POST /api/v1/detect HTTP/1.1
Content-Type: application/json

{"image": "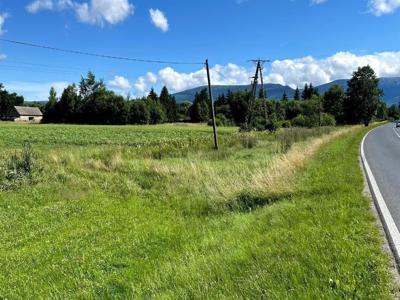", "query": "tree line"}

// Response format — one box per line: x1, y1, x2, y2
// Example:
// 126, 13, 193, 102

1, 66, 399, 128
197, 65, 395, 129
0, 84, 24, 119
42, 72, 186, 125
